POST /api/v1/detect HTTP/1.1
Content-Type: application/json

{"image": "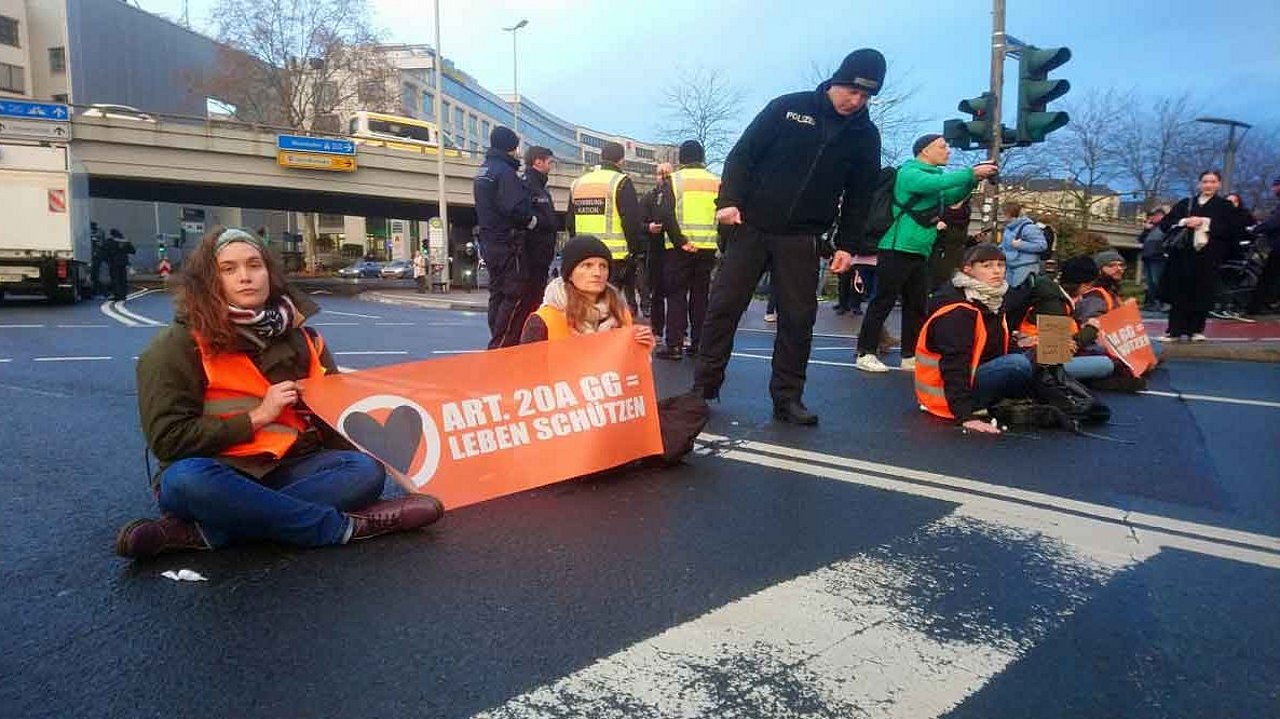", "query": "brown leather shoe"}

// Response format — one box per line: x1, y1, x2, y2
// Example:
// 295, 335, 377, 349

115, 517, 210, 559
347, 494, 444, 542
